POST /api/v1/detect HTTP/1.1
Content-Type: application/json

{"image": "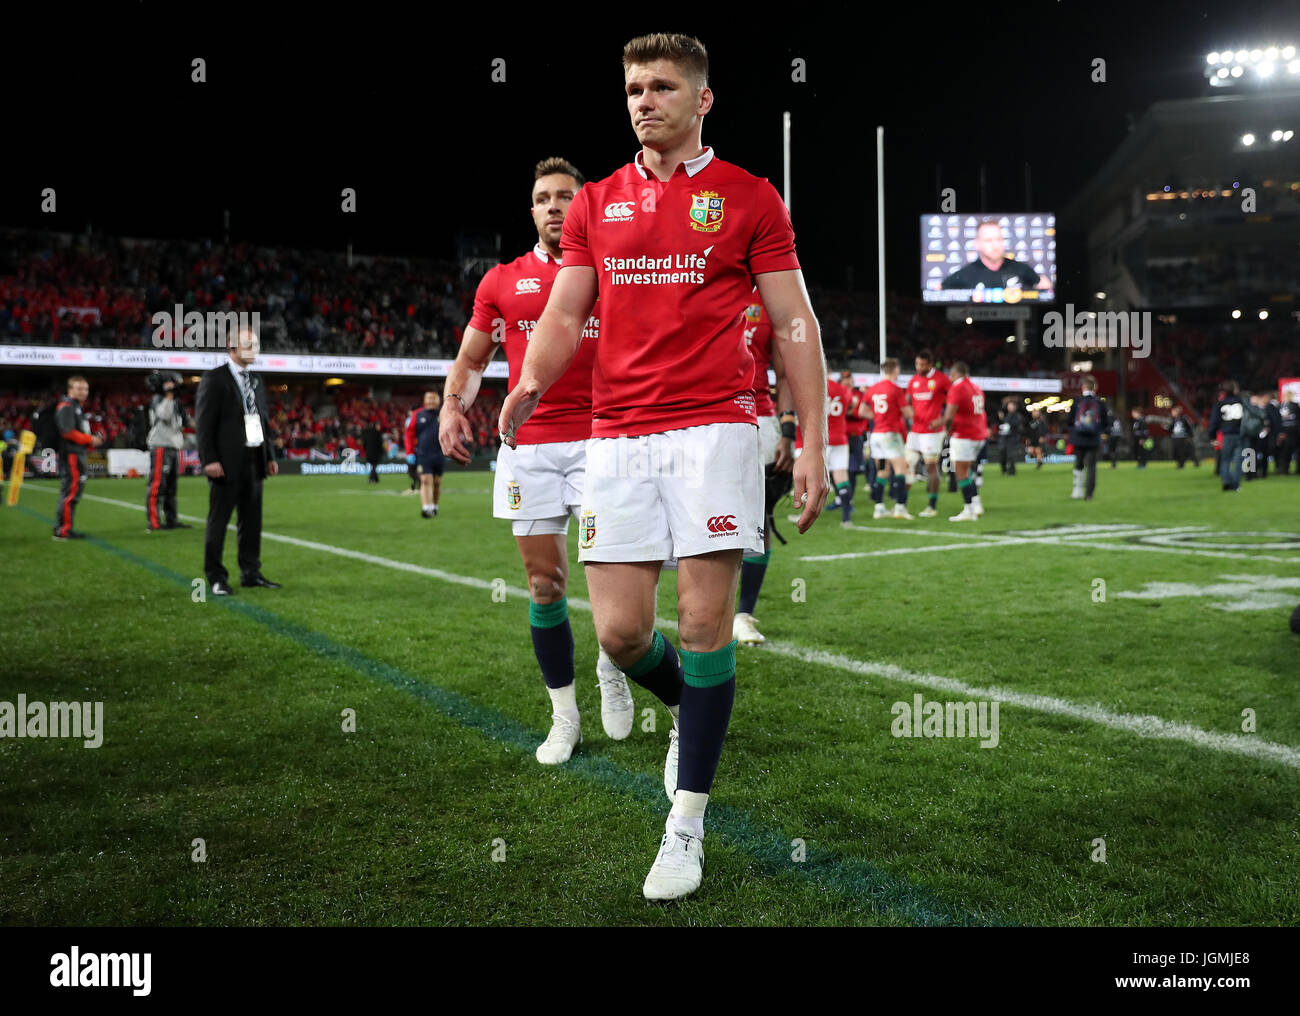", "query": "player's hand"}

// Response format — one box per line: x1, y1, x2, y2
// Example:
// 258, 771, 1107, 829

499, 382, 542, 450
773, 437, 795, 473
267, 460, 278, 477
91, 435, 104, 447
790, 448, 830, 534
439, 403, 475, 465
204, 462, 225, 479
406, 453, 416, 465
